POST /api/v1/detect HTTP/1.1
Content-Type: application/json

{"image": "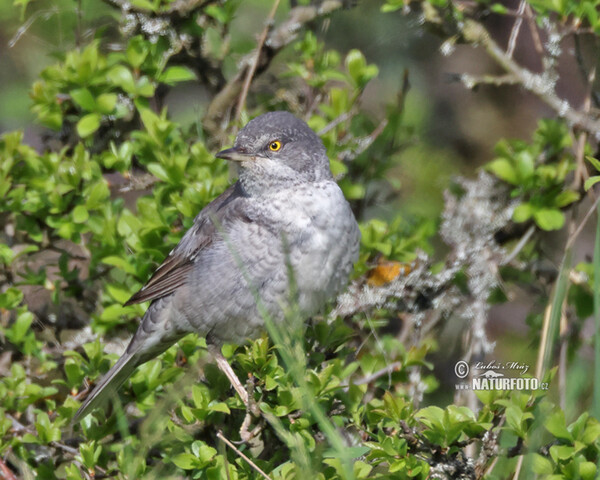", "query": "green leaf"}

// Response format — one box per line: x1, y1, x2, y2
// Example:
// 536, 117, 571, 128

70, 88, 96, 111
96, 93, 117, 114
531, 453, 554, 474
72, 205, 89, 223
0, 287, 24, 309
108, 65, 136, 93
106, 283, 133, 304
554, 190, 579, 207
0, 244, 15, 265
513, 203, 534, 223
533, 208, 565, 231
130, 0, 158, 11
159, 66, 197, 85
101, 256, 137, 275
135, 77, 155, 97
345, 49, 378, 88
545, 410, 573, 441
586, 155, 600, 172
191, 442, 217, 464
549, 444, 575, 462
514, 150, 535, 182
84, 181, 110, 209
584, 175, 600, 191
126, 36, 149, 68
580, 461, 597, 480
486, 158, 519, 185
172, 453, 199, 470
147, 163, 169, 182
490, 3, 508, 13
76, 113, 101, 138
